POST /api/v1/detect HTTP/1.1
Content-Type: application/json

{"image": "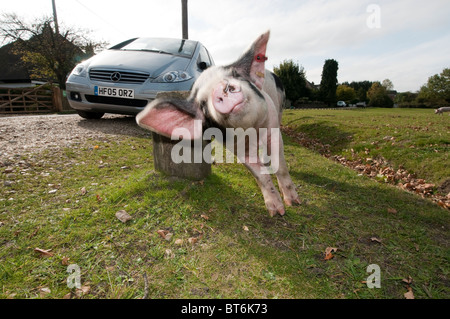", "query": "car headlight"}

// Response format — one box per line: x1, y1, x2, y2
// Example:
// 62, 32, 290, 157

153, 71, 192, 83
72, 64, 87, 77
